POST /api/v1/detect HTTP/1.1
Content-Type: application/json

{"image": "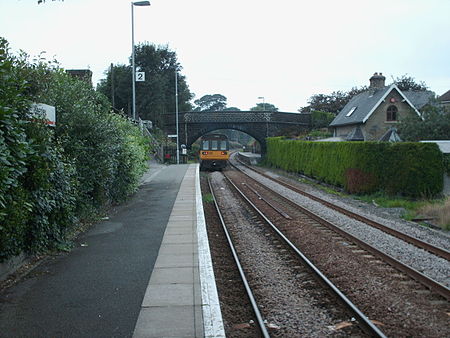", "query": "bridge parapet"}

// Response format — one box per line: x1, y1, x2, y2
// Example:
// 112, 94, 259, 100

162, 110, 311, 155
164, 111, 310, 124
184, 111, 271, 123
